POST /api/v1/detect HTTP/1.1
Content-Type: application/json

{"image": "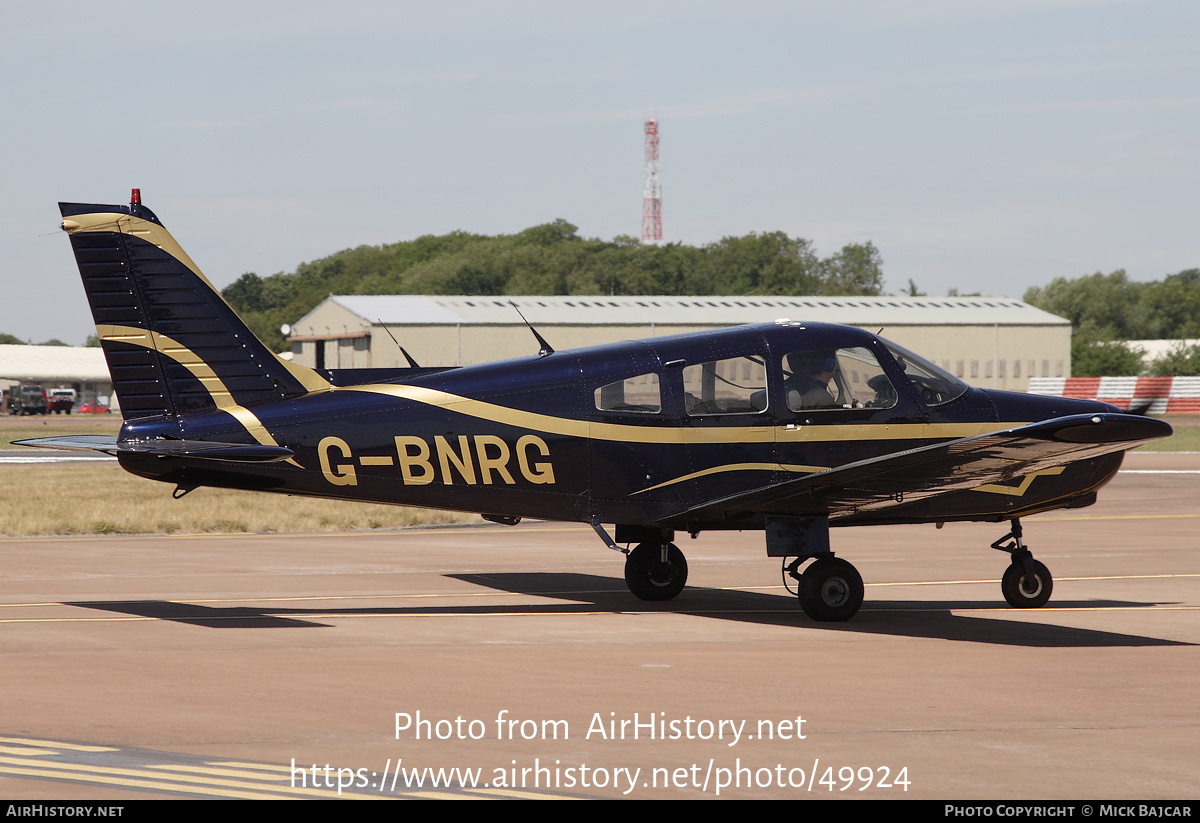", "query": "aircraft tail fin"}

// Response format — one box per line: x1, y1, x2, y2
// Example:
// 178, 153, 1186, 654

59, 192, 328, 419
